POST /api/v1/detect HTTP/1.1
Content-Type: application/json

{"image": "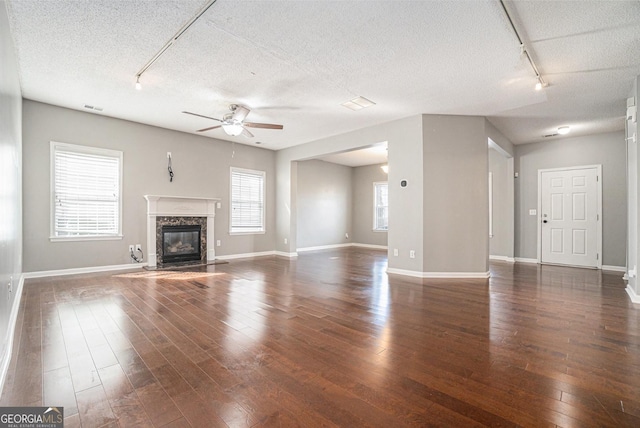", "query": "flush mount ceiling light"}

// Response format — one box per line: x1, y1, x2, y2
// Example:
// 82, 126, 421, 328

499, 1, 548, 91
557, 126, 571, 135
341, 96, 376, 111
